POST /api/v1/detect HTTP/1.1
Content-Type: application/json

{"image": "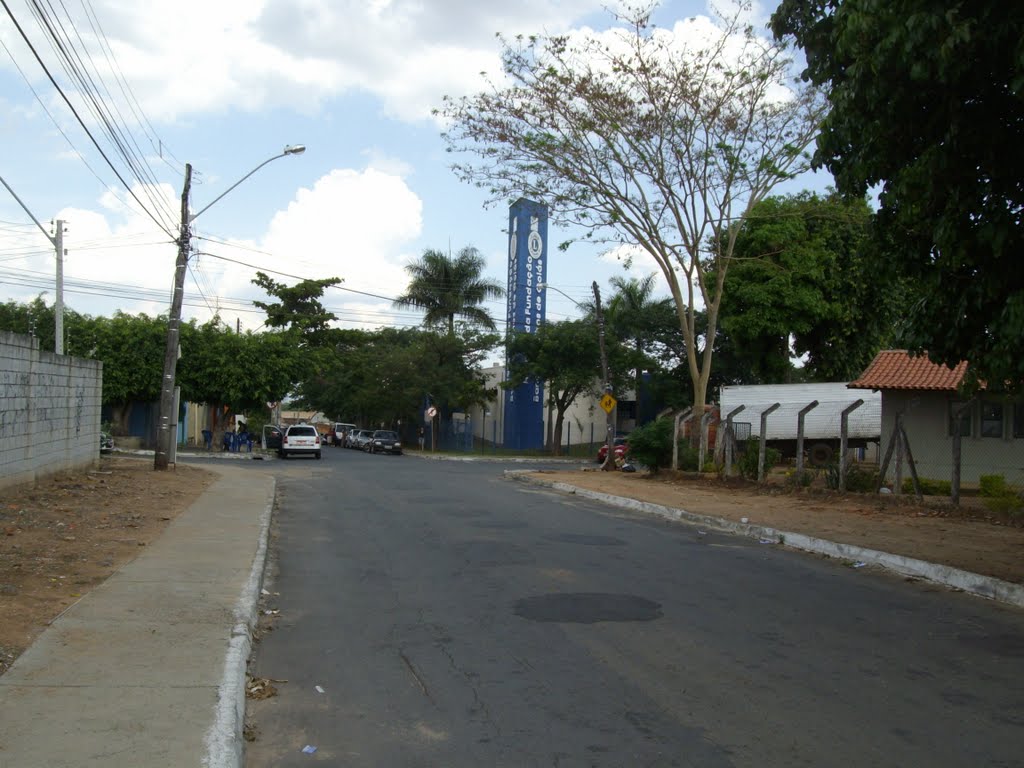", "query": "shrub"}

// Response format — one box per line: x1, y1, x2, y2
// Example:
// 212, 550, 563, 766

677, 442, 700, 472
979, 474, 1023, 517
627, 417, 701, 473
737, 438, 781, 481
901, 477, 952, 496
979, 474, 1007, 497
786, 469, 815, 488
624, 418, 674, 473
824, 463, 879, 492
